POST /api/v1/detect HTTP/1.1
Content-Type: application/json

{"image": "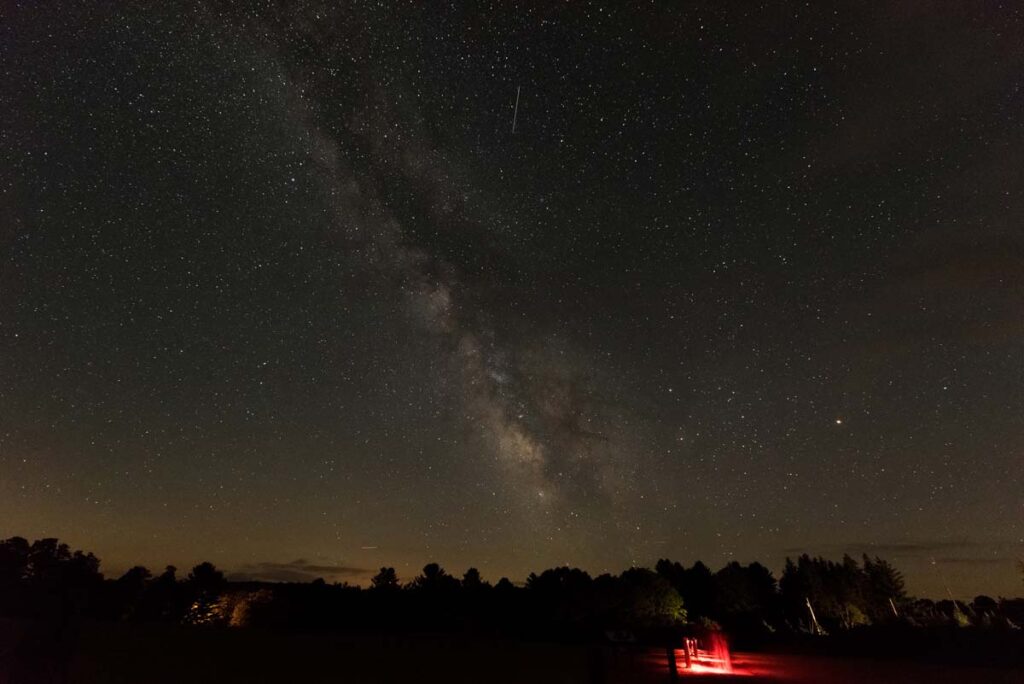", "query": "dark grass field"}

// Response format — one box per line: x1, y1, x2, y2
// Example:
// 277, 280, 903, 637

668, 652, 1024, 683
2, 620, 1023, 683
